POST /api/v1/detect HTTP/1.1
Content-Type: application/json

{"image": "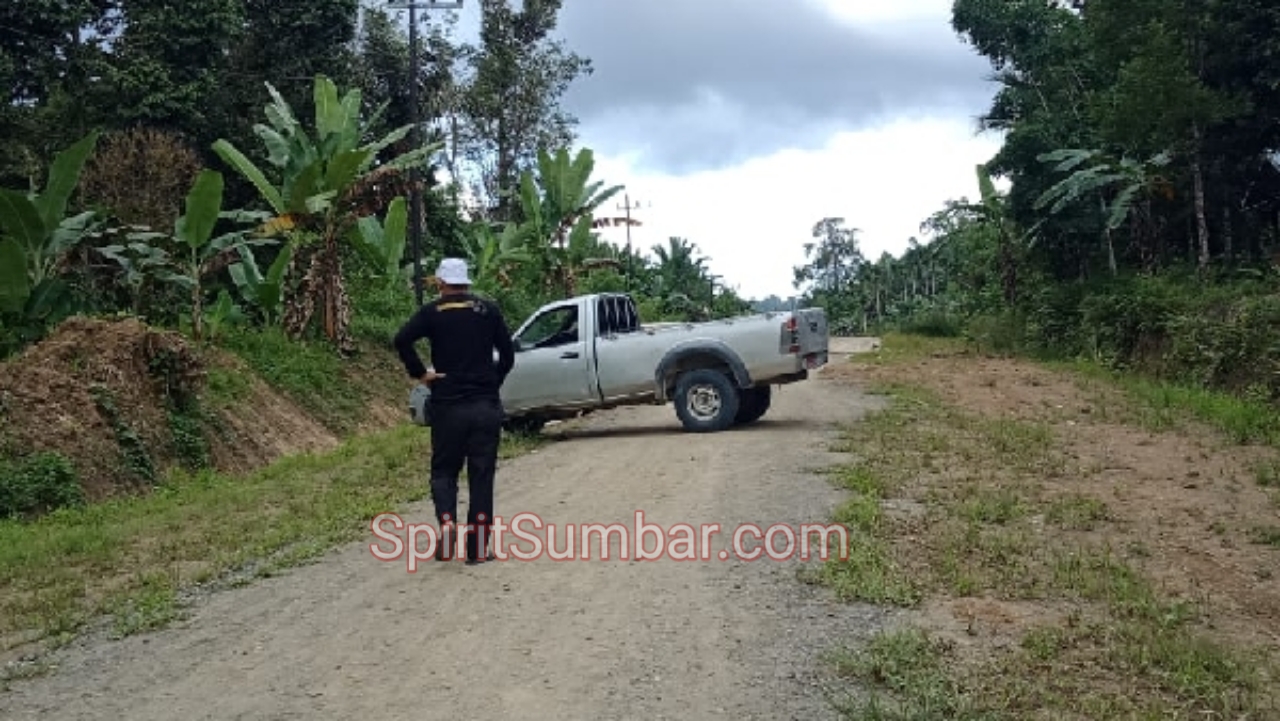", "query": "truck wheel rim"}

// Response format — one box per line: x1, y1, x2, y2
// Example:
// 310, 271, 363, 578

687, 385, 721, 420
